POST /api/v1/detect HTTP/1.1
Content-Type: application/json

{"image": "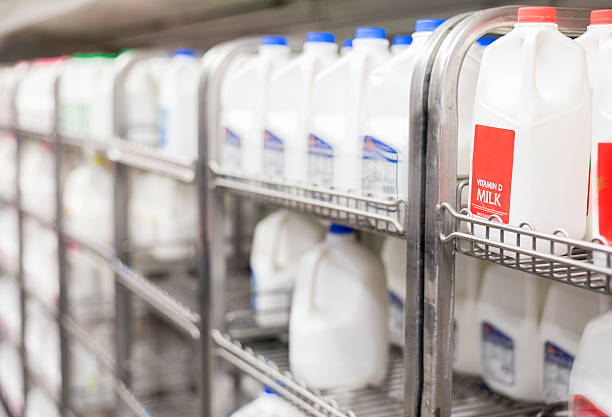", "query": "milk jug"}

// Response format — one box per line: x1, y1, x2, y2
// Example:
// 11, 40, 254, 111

125, 58, 161, 147
0, 62, 28, 127
20, 142, 55, 221
221, 36, 290, 175
477, 262, 548, 401
309, 27, 390, 192
25, 389, 60, 417
0, 343, 23, 417
468, 7, 591, 254
576, 10, 612, 243
159, 49, 200, 159
264, 32, 337, 182
340, 38, 353, 55
453, 254, 485, 375
231, 387, 306, 417
290, 224, 388, 389
90, 53, 117, 141
391, 34, 412, 55
538, 283, 605, 403
250, 210, 324, 327
360, 20, 442, 200
25, 301, 60, 394
381, 237, 406, 346
569, 309, 612, 417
